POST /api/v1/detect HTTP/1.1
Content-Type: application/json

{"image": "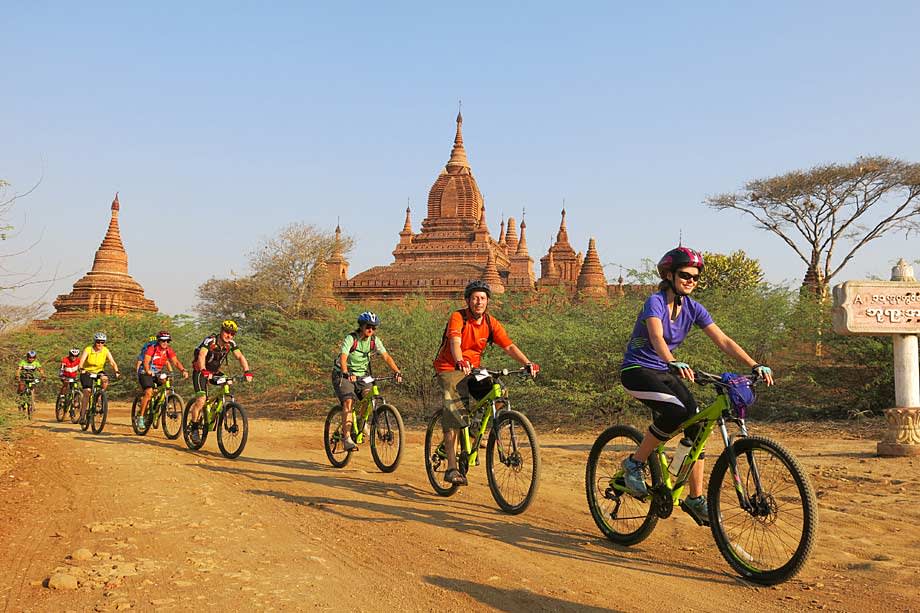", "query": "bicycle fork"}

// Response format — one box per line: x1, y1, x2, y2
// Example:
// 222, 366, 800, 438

719, 419, 769, 516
